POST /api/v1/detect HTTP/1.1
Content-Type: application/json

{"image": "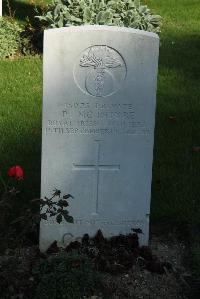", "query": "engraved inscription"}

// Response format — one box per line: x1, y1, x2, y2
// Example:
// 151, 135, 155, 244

73, 140, 120, 215
74, 46, 126, 97
45, 101, 151, 136
43, 219, 145, 226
